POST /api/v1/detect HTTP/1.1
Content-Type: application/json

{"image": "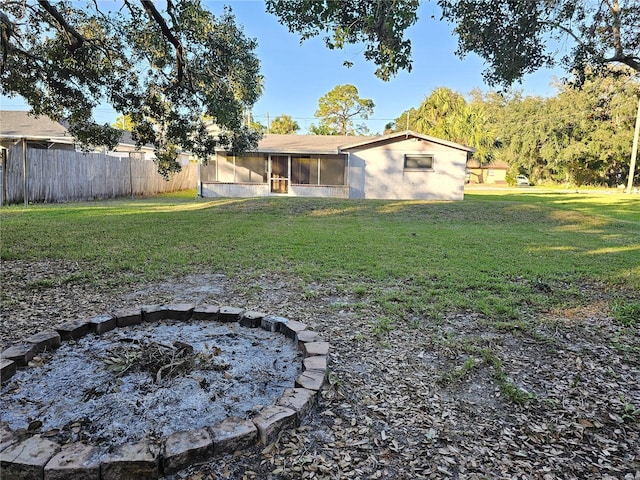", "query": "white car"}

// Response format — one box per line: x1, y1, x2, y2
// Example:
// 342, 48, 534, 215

516, 175, 530, 186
